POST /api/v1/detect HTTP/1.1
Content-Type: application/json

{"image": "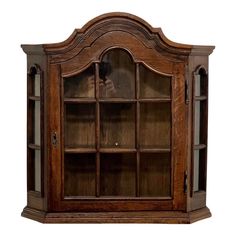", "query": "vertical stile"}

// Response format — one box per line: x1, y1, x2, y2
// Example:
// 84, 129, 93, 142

95, 63, 100, 197
60, 65, 65, 198
135, 63, 140, 197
